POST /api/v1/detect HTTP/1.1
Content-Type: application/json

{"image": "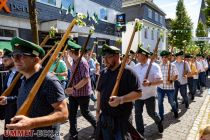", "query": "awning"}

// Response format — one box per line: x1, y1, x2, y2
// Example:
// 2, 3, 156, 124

0, 41, 12, 51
